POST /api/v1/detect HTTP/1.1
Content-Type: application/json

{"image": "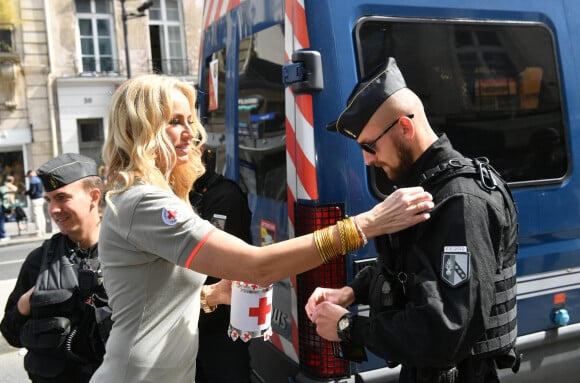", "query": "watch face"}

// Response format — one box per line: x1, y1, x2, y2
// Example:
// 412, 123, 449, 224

338, 316, 350, 331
